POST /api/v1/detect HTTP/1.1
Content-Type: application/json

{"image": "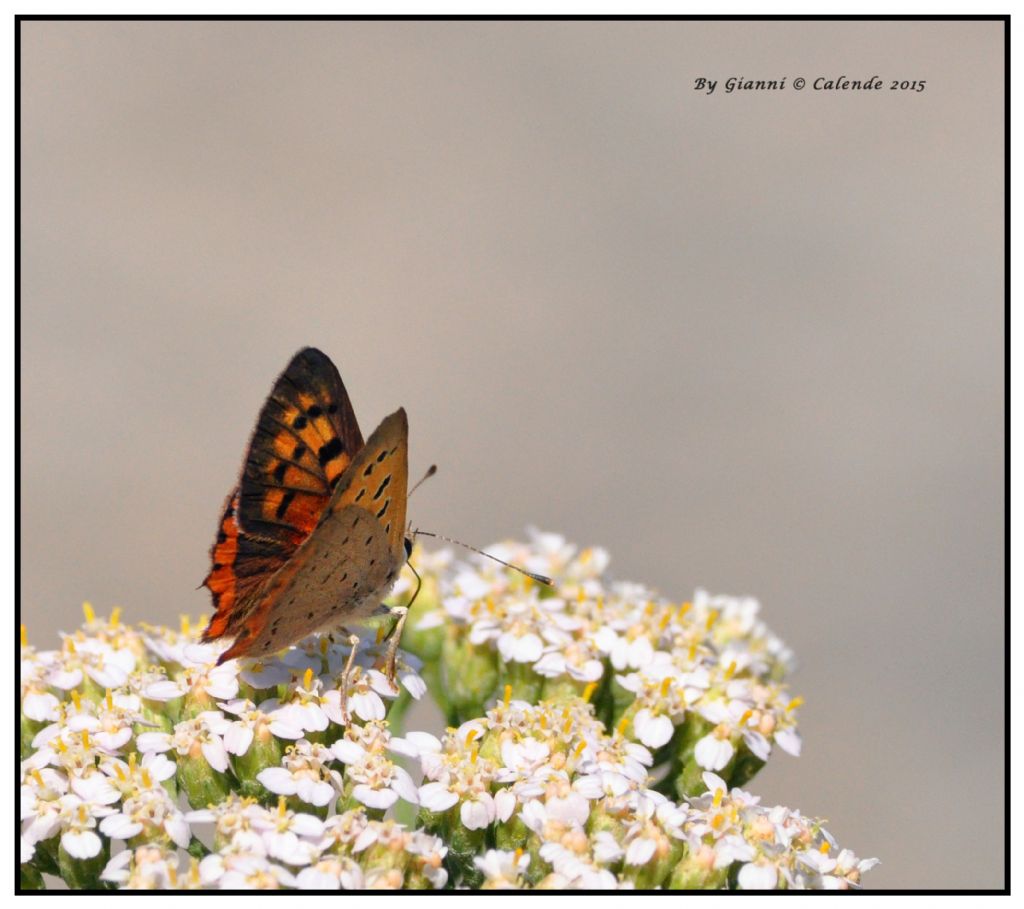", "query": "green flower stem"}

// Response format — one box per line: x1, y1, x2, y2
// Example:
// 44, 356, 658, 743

441, 630, 498, 721
58, 840, 109, 891
28, 838, 61, 877
672, 715, 714, 799
19, 863, 45, 890
444, 816, 486, 889
494, 812, 530, 850
608, 676, 636, 728
726, 743, 766, 790
21, 714, 43, 760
